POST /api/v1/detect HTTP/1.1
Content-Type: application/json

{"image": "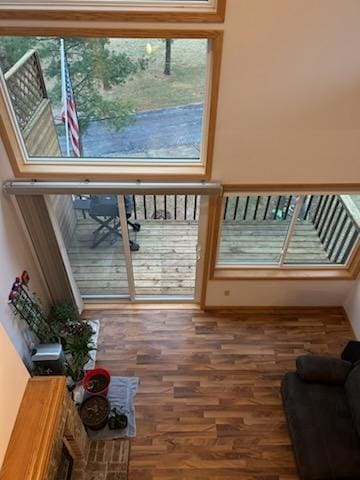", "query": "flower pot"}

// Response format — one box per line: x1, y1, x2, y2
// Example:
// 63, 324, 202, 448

79, 395, 110, 431
83, 368, 111, 397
